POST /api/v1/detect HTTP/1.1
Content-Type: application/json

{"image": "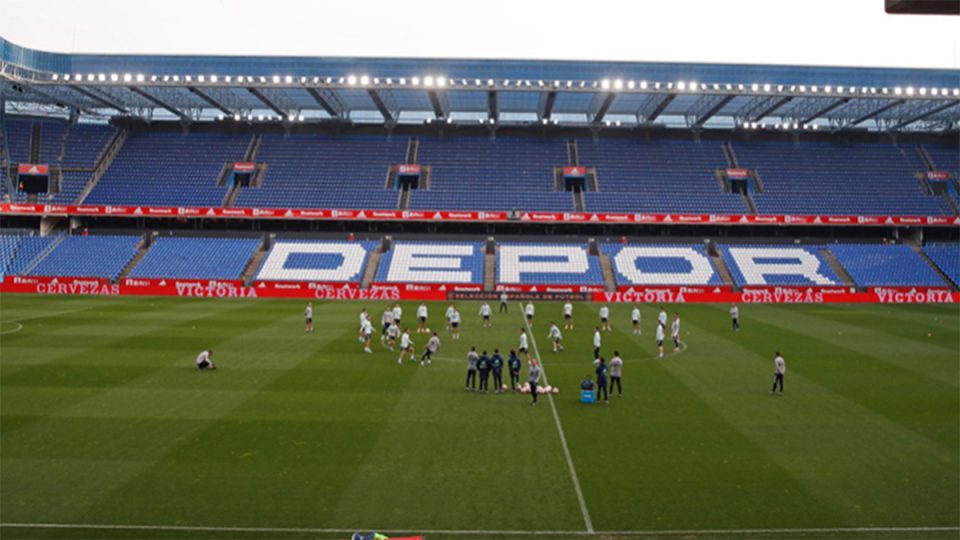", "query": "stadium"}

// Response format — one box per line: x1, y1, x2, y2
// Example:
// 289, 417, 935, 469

1, 1, 958, 539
